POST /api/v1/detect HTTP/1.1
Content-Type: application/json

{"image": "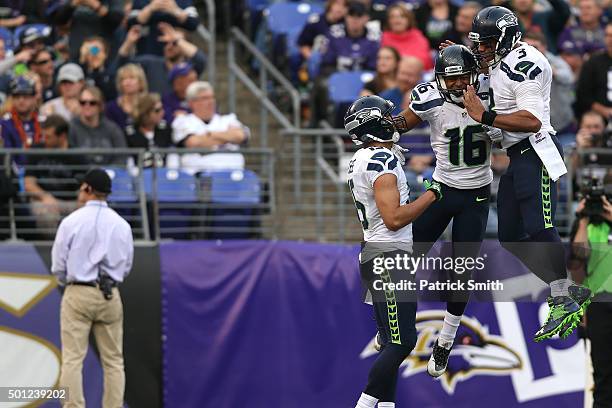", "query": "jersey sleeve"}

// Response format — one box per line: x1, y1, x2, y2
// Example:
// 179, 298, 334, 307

365, 149, 400, 187
409, 82, 443, 122
500, 46, 551, 119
